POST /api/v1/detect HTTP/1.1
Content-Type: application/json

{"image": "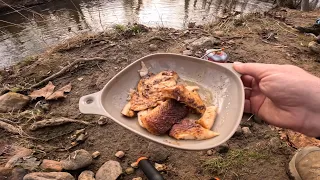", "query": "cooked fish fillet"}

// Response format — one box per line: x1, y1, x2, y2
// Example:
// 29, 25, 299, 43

121, 102, 135, 117
169, 119, 219, 140
185, 86, 199, 92
161, 85, 206, 114
139, 99, 188, 135
129, 71, 179, 111
196, 106, 218, 129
